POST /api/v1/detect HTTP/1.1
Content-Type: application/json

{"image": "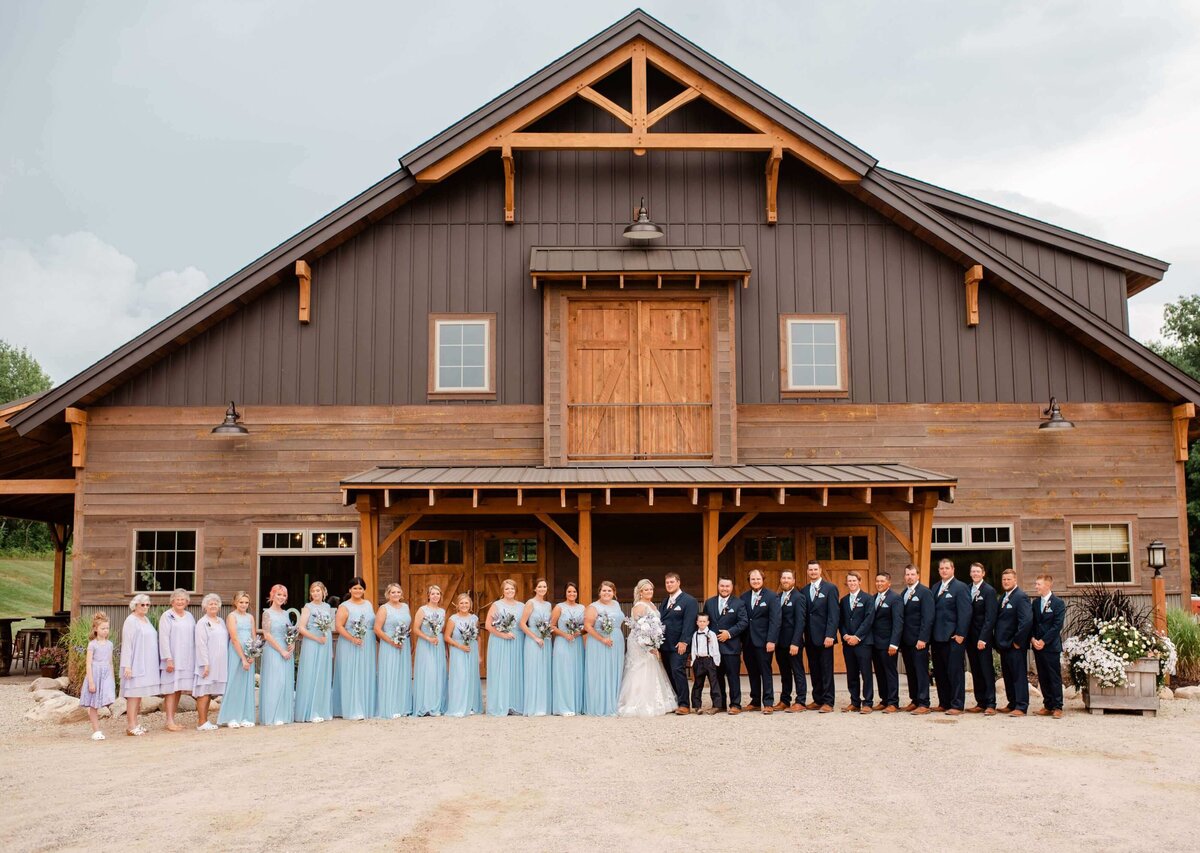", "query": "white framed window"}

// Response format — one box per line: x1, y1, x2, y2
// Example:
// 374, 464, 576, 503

429, 313, 496, 397
259, 528, 356, 555
1071, 522, 1134, 585
132, 529, 200, 593
930, 522, 1016, 590
932, 523, 1013, 549
780, 314, 848, 396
